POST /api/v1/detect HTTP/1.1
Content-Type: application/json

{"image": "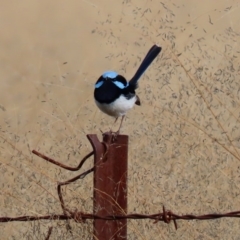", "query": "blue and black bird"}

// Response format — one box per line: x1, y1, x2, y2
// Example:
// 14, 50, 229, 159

94, 44, 162, 133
